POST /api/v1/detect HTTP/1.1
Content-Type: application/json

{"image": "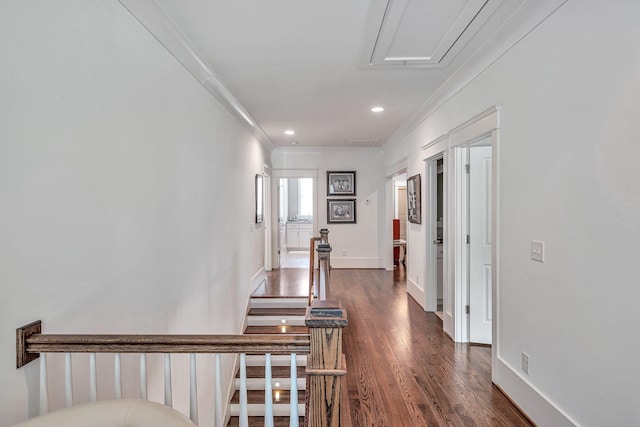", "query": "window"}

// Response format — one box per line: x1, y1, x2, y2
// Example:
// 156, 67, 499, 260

298, 178, 313, 219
